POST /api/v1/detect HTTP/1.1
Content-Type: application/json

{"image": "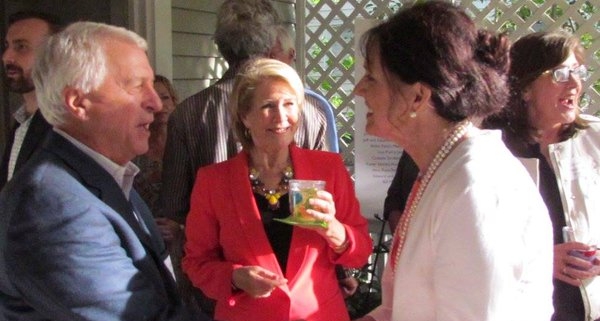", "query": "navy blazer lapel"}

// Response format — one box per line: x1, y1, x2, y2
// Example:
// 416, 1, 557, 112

0, 111, 51, 189
130, 189, 180, 297
130, 190, 168, 258
15, 110, 51, 172
0, 122, 17, 188
44, 132, 156, 251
